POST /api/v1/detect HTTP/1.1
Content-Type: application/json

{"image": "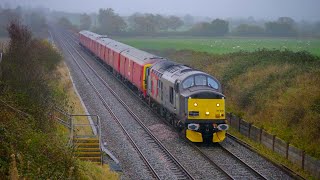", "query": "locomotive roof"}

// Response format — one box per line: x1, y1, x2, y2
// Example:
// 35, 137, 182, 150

162, 65, 200, 82
151, 60, 179, 75
121, 48, 163, 65
151, 59, 220, 88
